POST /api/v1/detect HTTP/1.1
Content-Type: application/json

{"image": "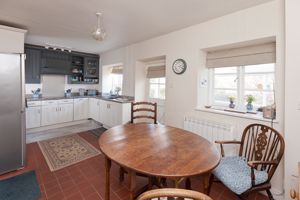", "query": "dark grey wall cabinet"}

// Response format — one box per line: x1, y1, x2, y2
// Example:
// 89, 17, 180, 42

25, 47, 41, 83
25, 44, 99, 84
41, 50, 72, 75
